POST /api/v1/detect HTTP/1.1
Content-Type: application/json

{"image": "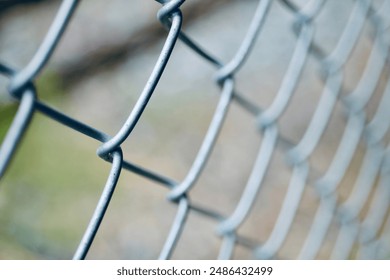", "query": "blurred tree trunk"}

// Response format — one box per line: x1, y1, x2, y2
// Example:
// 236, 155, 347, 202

0, 0, 48, 14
